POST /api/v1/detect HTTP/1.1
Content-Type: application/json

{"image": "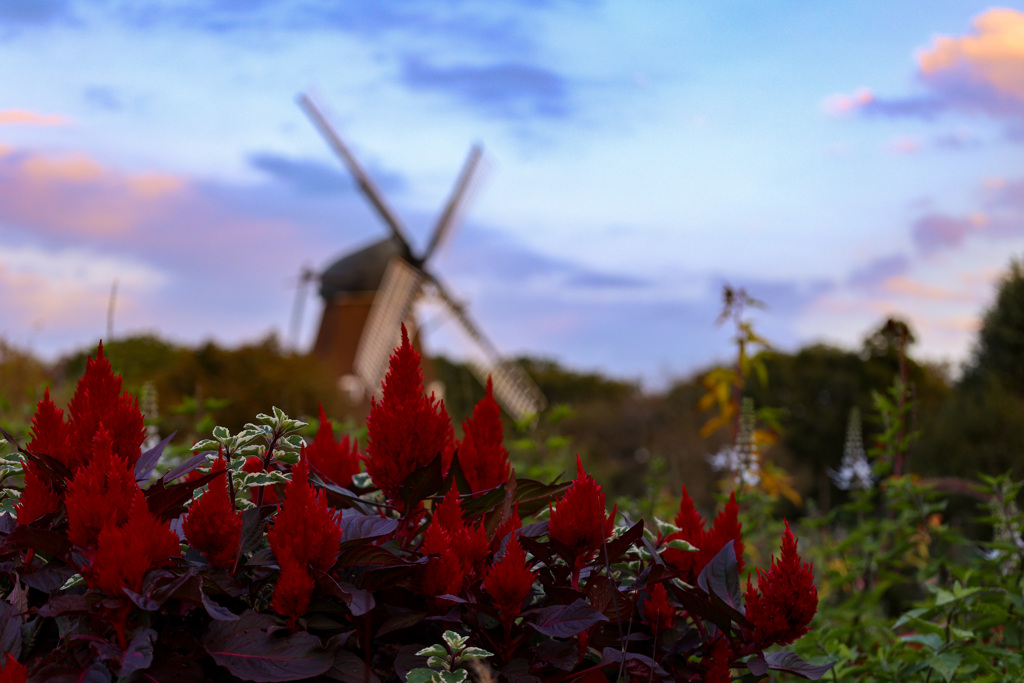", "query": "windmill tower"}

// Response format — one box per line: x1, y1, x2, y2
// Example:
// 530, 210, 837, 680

296, 93, 546, 421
